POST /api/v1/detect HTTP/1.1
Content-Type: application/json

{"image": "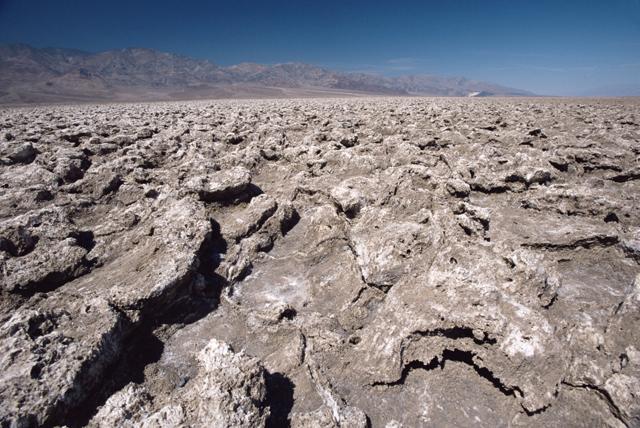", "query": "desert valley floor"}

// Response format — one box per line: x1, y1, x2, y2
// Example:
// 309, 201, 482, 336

0, 97, 639, 427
